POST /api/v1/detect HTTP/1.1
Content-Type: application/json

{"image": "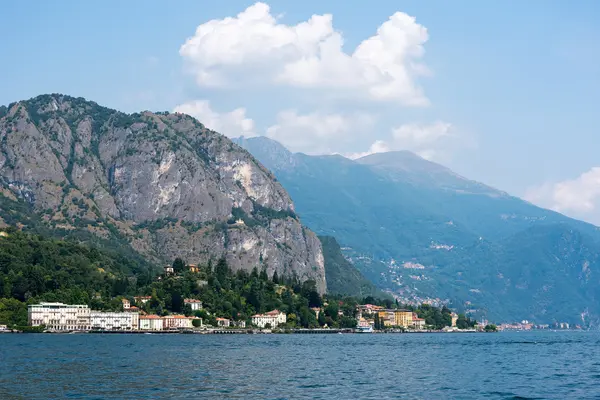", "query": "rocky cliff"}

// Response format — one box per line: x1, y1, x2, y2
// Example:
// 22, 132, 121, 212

0, 94, 326, 292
